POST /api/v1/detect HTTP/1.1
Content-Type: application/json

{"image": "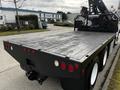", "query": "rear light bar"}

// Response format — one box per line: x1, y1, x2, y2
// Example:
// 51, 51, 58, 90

4, 42, 36, 55
23, 47, 36, 55
54, 60, 79, 73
